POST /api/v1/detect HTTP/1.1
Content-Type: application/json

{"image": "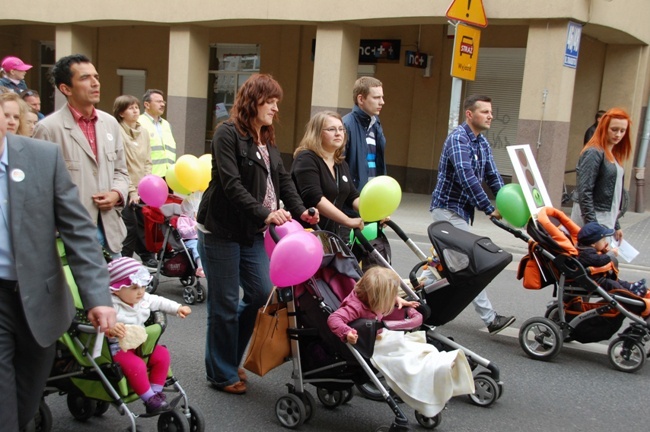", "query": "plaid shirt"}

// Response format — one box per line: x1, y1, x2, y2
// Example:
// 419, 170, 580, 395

68, 104, 98, 159
430, 123, 503, 224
